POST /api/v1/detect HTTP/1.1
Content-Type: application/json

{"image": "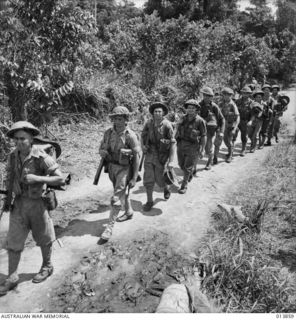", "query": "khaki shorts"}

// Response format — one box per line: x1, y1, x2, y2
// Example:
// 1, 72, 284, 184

6, 196, 55, 251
